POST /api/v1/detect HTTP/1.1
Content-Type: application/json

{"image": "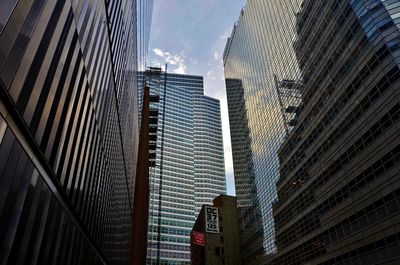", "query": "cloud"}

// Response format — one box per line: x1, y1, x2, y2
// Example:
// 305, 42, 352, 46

220, 30, 231, 40
173, 63, 187, 74
165, 57, 177, 65
152, 48, 188, 74
153, 48, 165, 57
207, 70, 216, 81
213, 51, 220, 61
